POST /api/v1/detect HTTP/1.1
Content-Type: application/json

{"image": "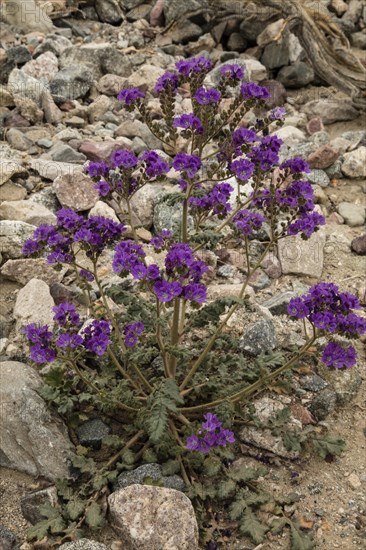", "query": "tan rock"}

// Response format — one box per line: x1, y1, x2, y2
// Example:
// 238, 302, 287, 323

53, 172, 99, 211
0, 200, 56, 226
1, 259, 66, 286
13, 278, 55, 331
108, 485, 199, 550
278, 230, 326, 278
